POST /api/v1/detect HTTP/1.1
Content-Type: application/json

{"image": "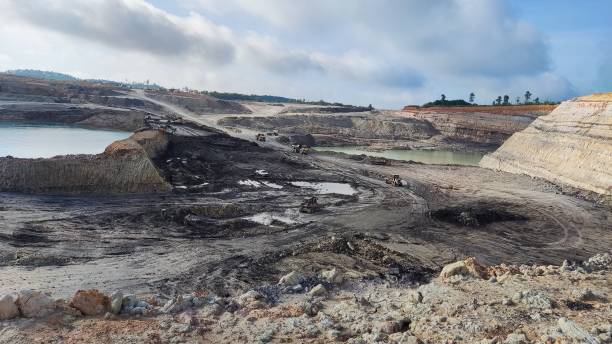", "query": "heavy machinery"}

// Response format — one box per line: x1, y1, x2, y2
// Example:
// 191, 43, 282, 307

385, 174, 403, 187
292, 144, 310, 155
299, 196, 321, 213
255, 133, 266, 142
